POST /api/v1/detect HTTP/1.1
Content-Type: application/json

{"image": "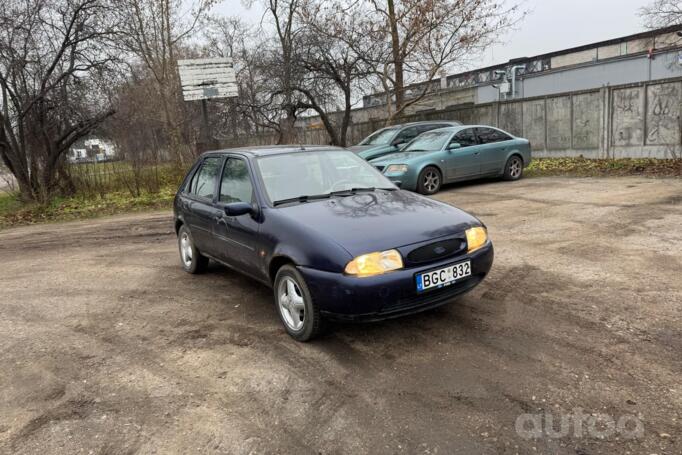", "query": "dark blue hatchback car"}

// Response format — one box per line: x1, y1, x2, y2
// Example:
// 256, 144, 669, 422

174, 146, 494, 341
